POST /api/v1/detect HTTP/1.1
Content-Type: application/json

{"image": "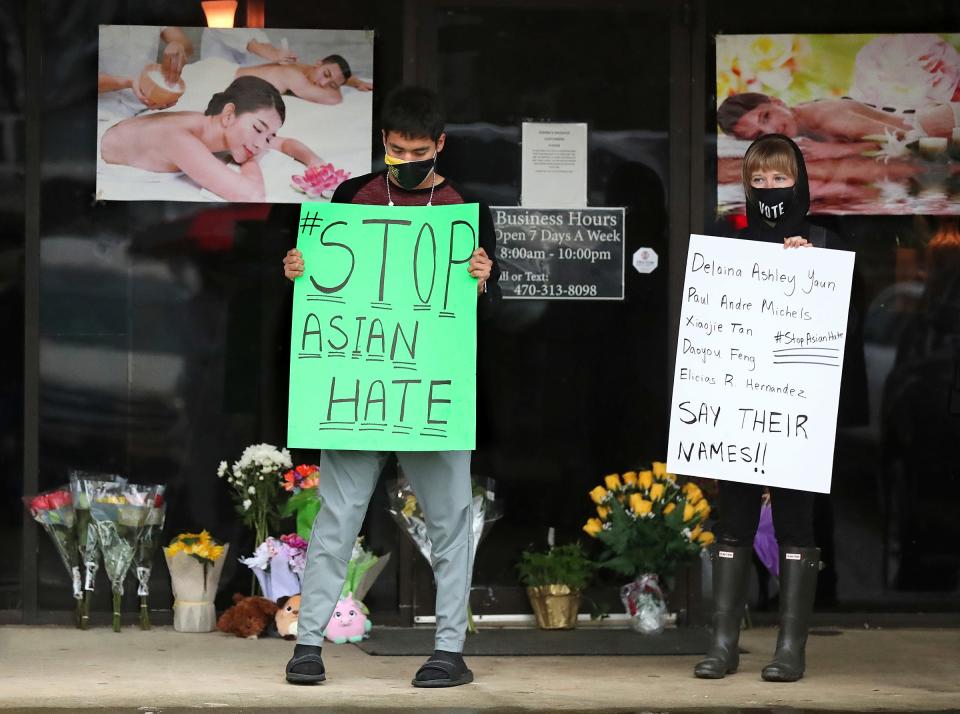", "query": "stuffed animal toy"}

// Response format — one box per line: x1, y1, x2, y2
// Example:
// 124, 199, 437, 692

216, 593, 278, 639
323, 592, 371, 644
275, 594, 301, 640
